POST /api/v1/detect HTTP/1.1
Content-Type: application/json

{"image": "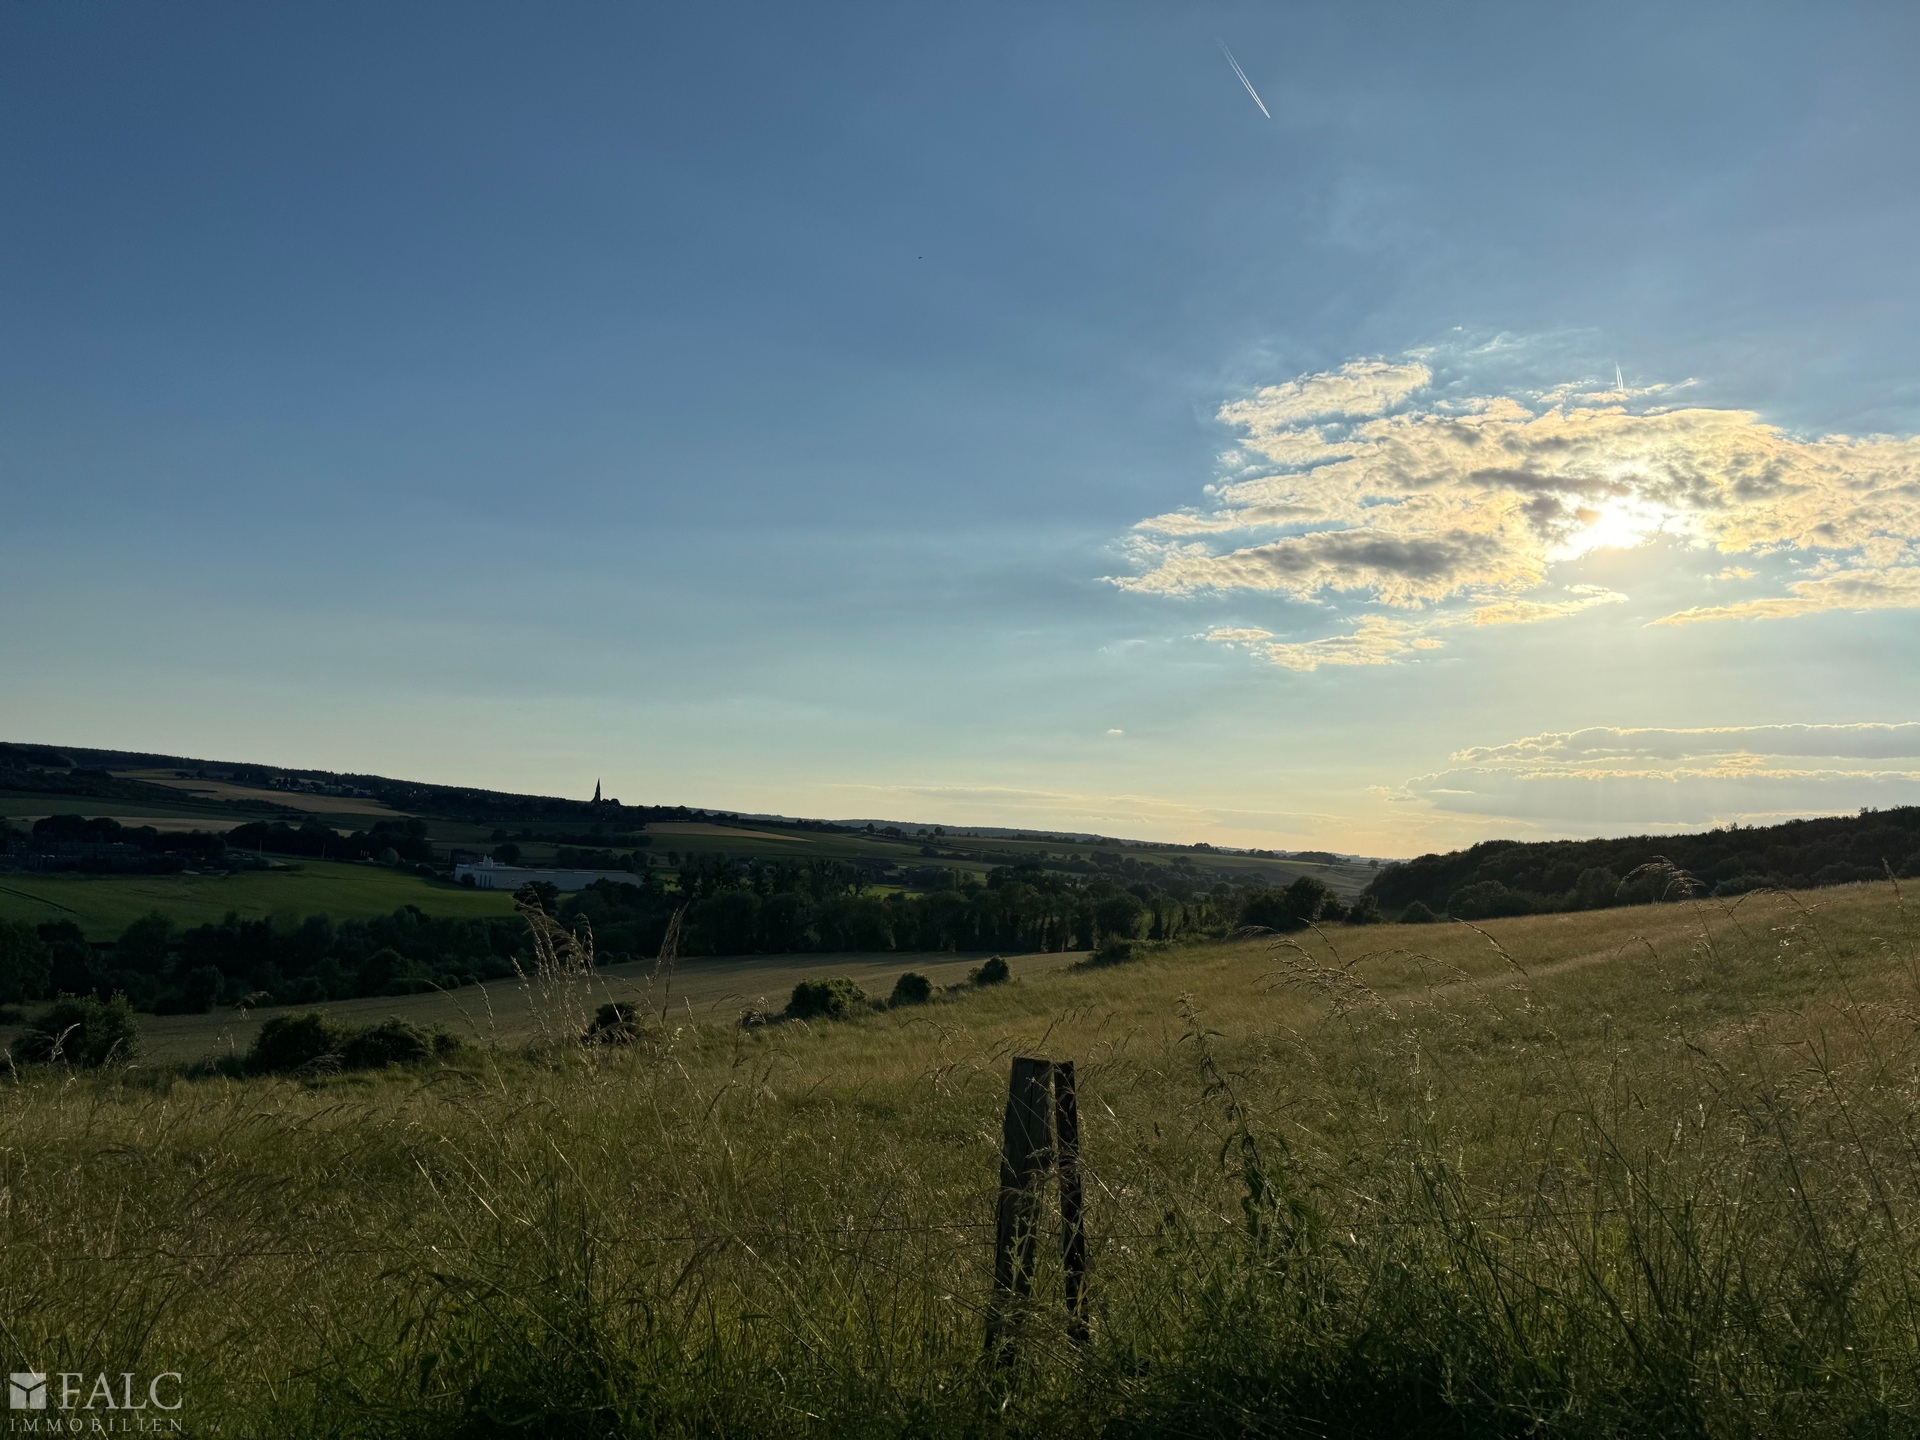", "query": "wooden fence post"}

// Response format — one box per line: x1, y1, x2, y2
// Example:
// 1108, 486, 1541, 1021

1053, 1059, 1090, 1344
987, 1054, 1093, 1361
986, 1055, 1055, 1361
